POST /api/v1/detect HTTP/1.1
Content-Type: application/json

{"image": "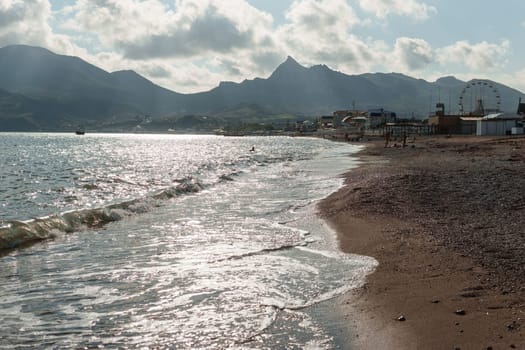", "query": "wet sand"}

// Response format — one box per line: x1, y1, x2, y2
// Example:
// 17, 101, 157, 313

319, 135, 525, 349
